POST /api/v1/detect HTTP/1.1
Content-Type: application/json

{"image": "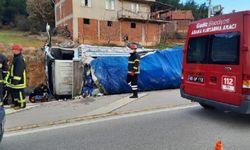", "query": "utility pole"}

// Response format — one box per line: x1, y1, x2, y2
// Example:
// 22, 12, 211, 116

208, 0, 211, 18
